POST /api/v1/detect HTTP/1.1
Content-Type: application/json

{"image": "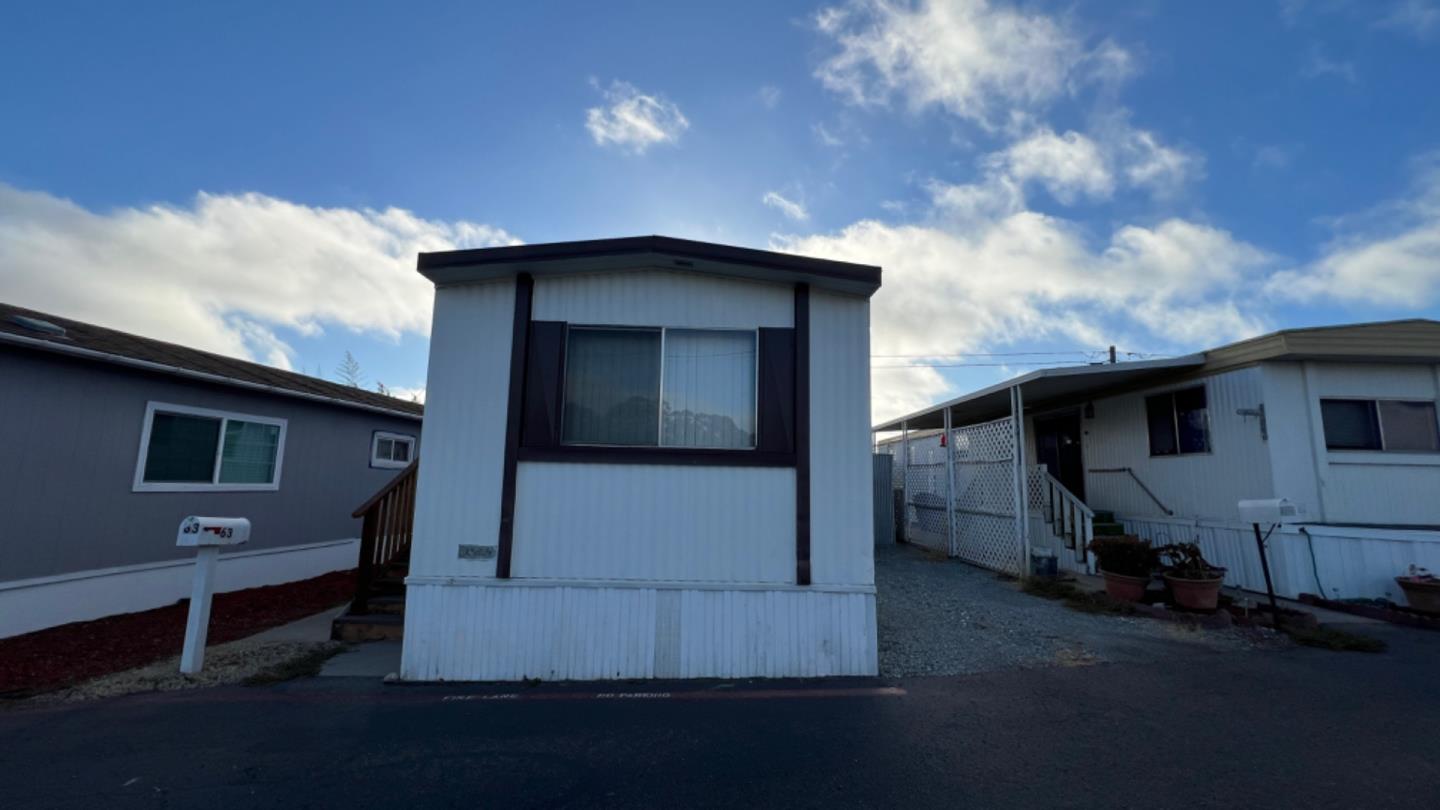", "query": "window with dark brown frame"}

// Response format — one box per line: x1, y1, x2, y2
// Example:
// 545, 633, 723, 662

518, 320, 795, 465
